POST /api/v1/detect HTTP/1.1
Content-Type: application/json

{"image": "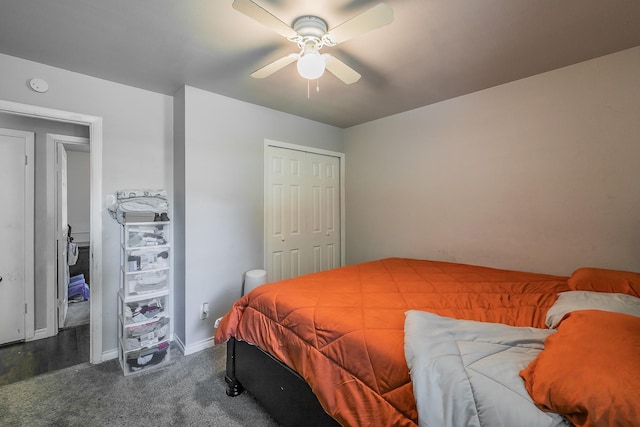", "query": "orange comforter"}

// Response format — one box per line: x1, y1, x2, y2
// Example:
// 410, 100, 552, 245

214, 258, 570, 426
